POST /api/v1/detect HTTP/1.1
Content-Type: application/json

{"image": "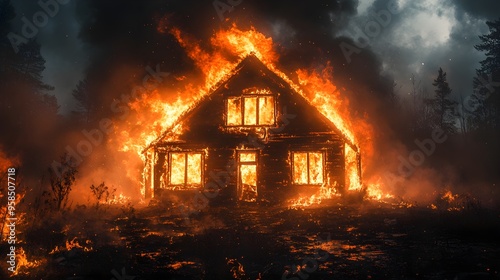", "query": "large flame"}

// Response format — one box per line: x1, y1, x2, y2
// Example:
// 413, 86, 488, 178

110, 23, 386, 203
